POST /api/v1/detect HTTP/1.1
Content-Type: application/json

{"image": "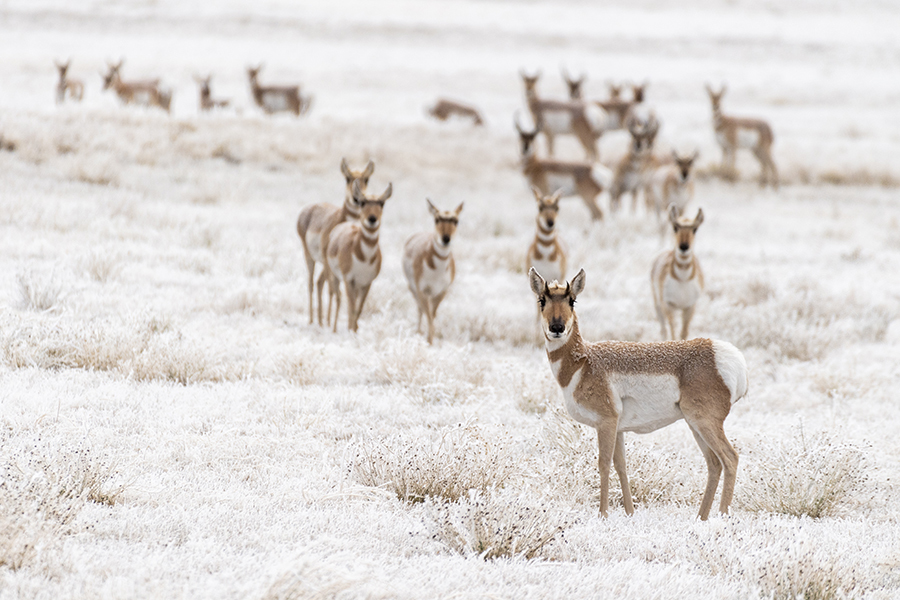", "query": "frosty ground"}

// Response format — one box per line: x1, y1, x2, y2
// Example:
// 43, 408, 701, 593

1, 0, 900, 598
